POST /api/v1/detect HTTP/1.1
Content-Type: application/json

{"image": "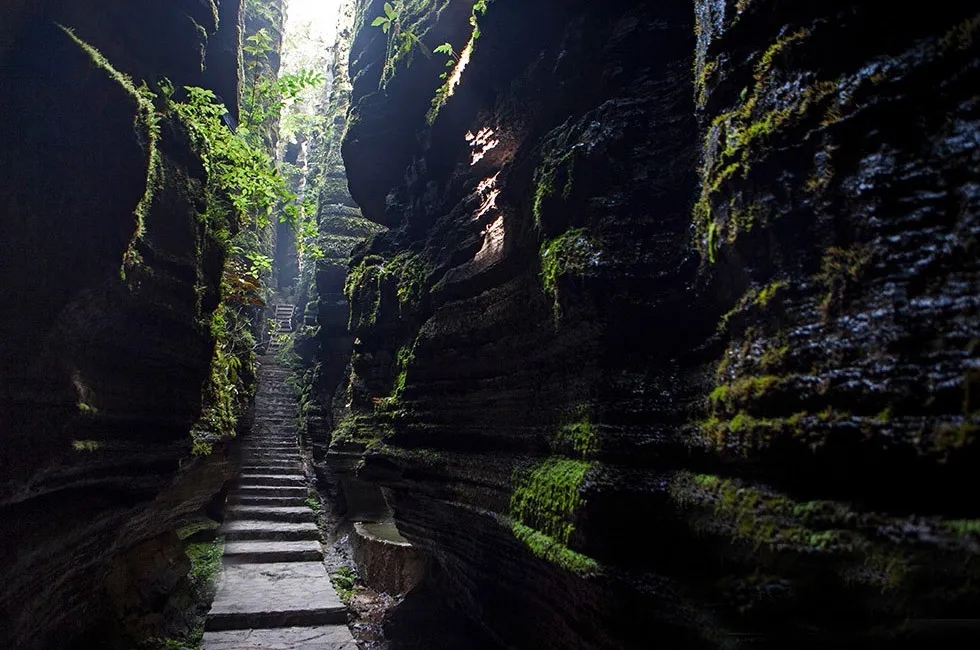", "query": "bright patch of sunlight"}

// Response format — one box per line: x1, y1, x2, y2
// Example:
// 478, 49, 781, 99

475, 172, 500, 218
279, 0, 344, 149
475, 215, 506, 262
473, 172, 504, 262
444, 35, 475, 103
466, 126, 500, 166
284, 0, 343, 46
